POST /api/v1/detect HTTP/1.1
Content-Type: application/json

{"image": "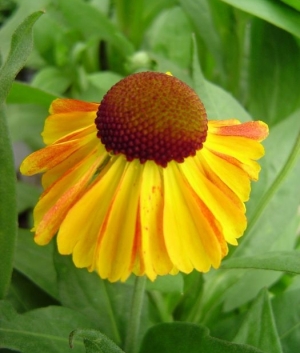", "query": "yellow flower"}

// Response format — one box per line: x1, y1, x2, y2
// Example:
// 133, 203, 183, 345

20, 72, 269, 282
